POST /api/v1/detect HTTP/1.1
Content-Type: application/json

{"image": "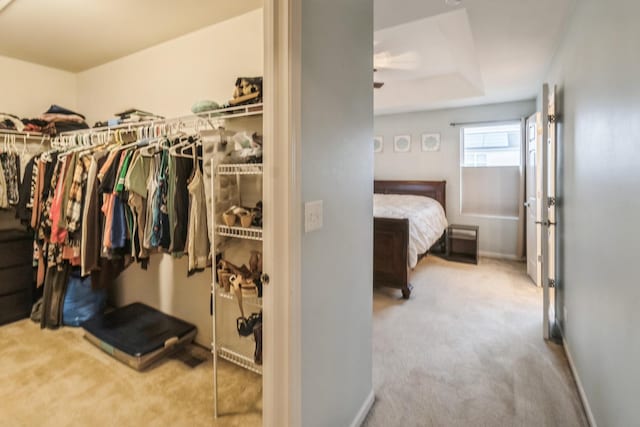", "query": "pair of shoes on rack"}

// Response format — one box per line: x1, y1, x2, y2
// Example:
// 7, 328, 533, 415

222, 205, 251, 227
230, 274, 259, 298
217, 260, 240, 293
254, 320, 262, 365
237, 311, 261, 337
